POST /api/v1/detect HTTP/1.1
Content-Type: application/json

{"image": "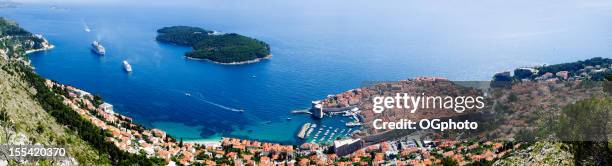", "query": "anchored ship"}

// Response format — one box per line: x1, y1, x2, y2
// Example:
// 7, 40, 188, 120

123, 60, 132, 72
91, 41, 105, 55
